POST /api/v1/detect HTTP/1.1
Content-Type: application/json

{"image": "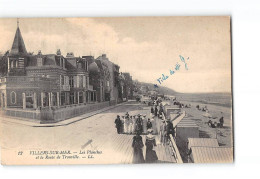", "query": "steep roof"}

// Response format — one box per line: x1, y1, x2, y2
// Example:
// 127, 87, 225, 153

10, 27, 27, 55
